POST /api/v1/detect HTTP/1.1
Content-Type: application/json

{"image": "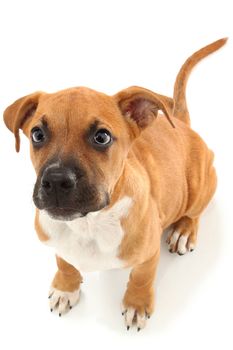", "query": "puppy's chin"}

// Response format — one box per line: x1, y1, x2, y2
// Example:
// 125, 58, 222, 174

45, 208, 85, 221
